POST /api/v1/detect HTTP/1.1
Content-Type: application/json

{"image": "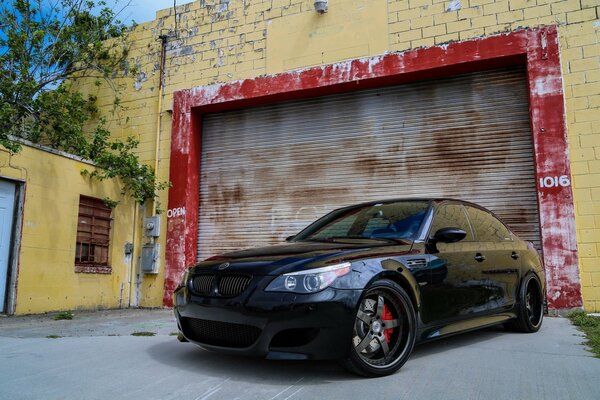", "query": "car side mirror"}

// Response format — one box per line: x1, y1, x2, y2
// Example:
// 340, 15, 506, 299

285, 235, 295, 242
432, 227, 466, 243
